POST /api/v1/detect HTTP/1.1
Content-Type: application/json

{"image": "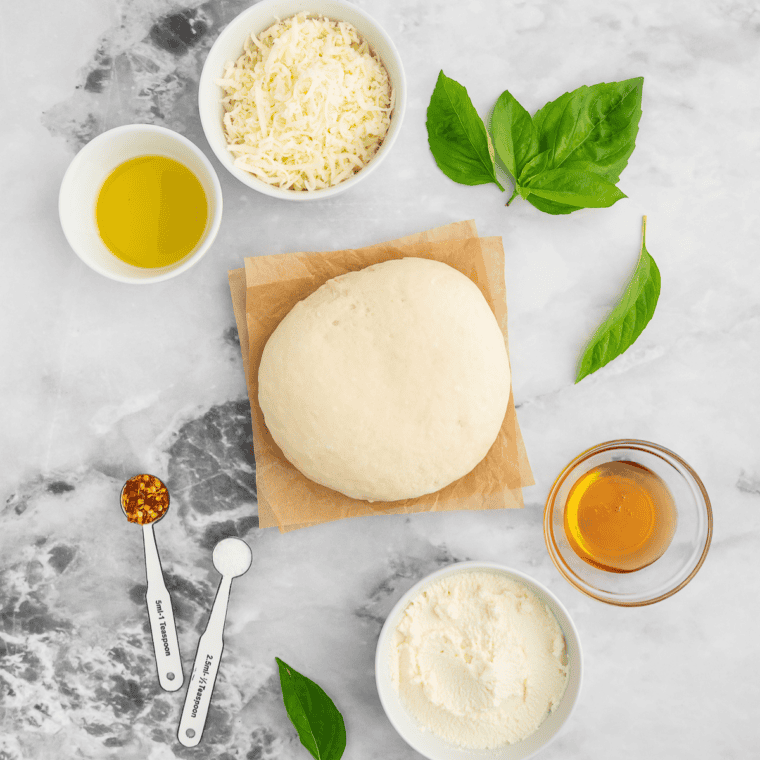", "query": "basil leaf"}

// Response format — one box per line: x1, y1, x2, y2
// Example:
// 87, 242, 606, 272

508, 150, 558, 208
576, 216, 661, 382
276, 657, 346, 760
517, 148, 551, 184
524, 168, 627, 208
426, 71, 505, 190
491, 89, 539, 181
525, 193, 583, 215
532, 78, 644, 184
